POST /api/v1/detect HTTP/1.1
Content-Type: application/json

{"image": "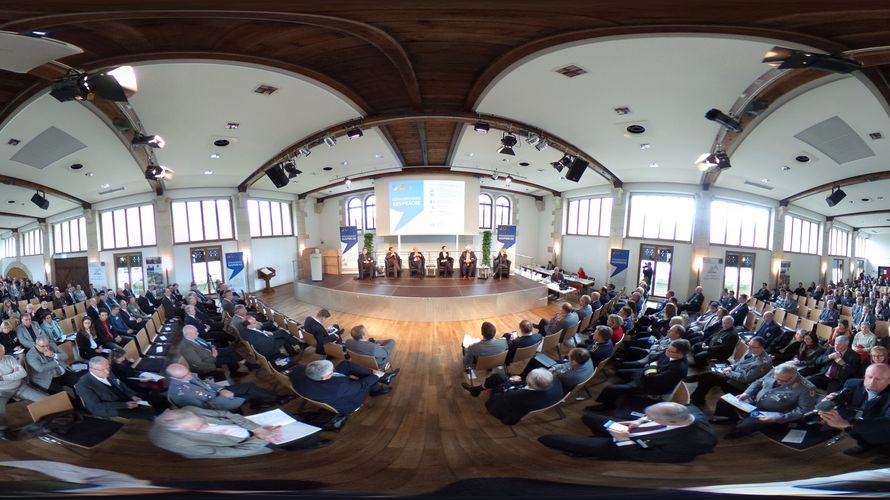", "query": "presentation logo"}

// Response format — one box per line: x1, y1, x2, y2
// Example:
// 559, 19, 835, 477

389, 180, 424, 232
